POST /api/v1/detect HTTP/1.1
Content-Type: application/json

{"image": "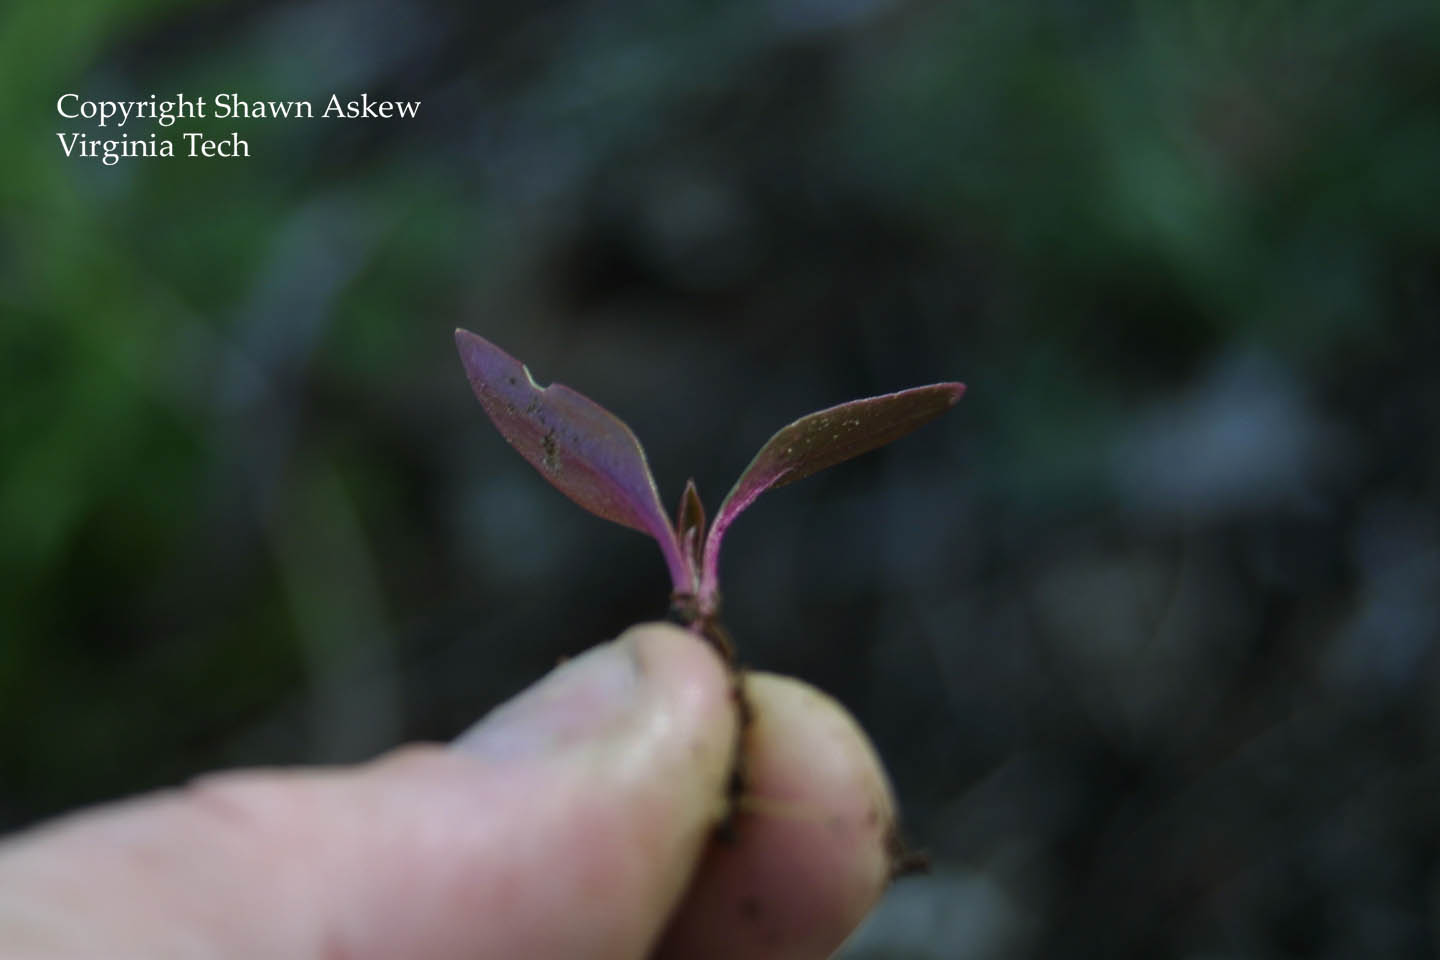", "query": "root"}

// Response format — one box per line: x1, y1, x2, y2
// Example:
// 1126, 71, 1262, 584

884, 826, 931, 881
667, 598, 748, 837
715, 663, 753, 842
685, 621, 928, 877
